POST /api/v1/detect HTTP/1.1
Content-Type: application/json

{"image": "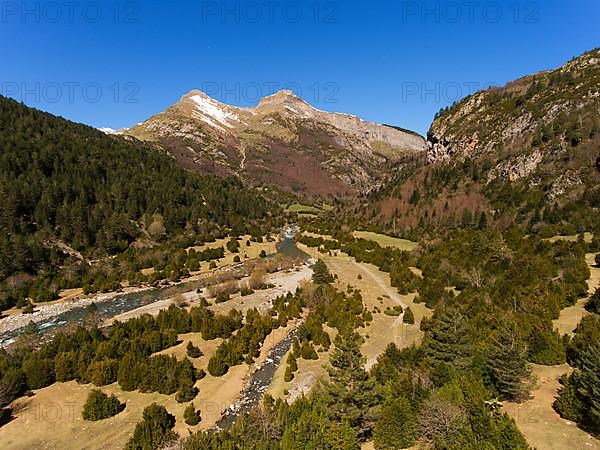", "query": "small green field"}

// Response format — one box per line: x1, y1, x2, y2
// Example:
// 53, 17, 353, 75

543, 232, 594, 243
352, 231, 418, 251
286, 203, 333, 215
